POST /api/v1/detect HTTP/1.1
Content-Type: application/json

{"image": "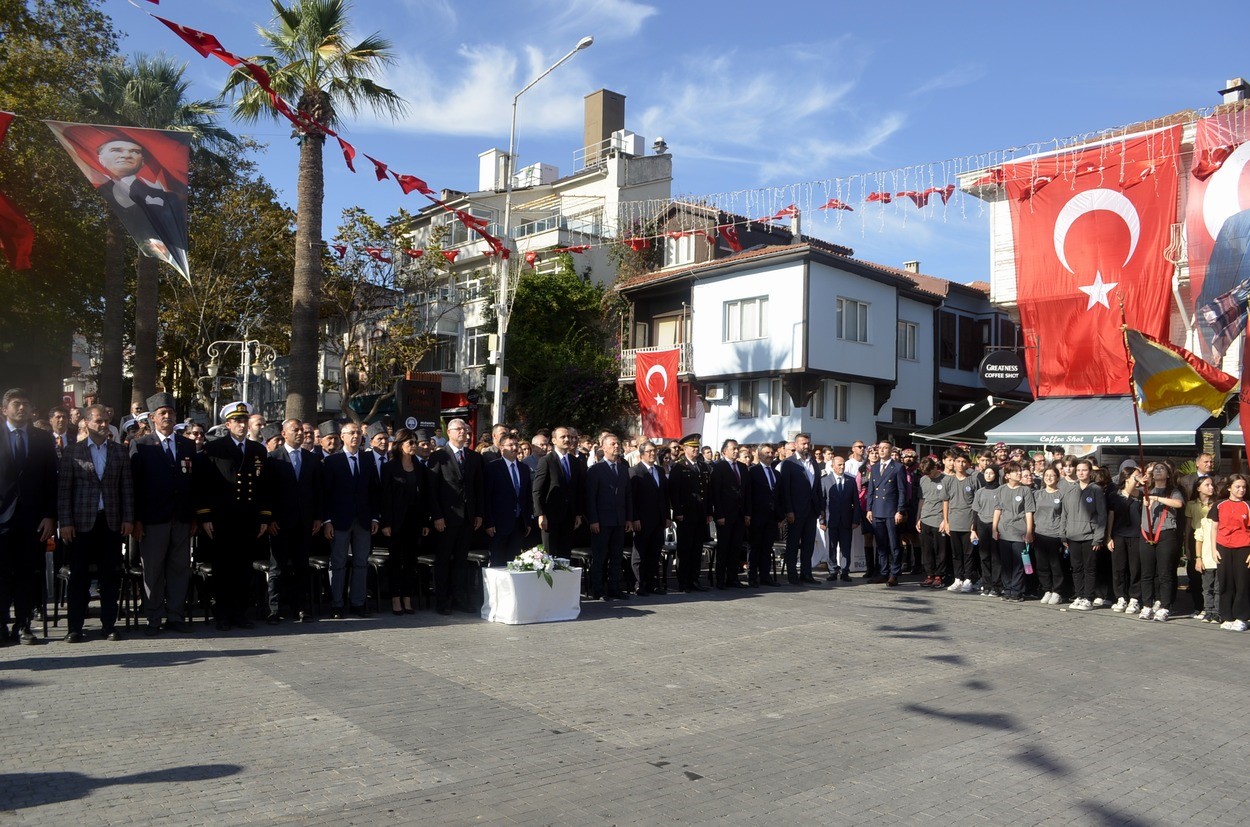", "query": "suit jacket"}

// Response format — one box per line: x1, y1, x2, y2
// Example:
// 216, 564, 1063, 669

322, 450, 380, 530
779, 455, 823, 520
0, 423, 58, 531
710, 458, 751, 523
821, 472, 861, 530
58, 438, 134, 532
193, 435, 272, 526
532, 451, 585, 525
585, 458, 632, 527
130, 431, 196, 524
748, 463, 783, 525
484, 458, 533, 534
629, 462, 669, 528
379, 459, 430, 537
425, 444, 485, 527
865, 458, 908, 518
266, 444, 324, 533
